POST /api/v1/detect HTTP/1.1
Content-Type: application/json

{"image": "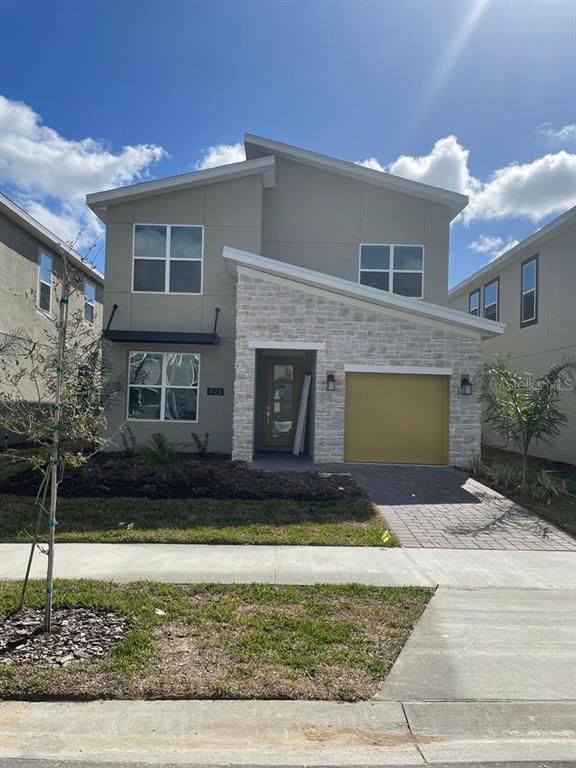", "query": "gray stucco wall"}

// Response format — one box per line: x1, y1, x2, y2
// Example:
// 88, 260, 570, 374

232, 269, 482, 466
449, 220, 576, 464
102, 174, 263, 453
0, 211, 103, 404
261, 157, 452, 306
